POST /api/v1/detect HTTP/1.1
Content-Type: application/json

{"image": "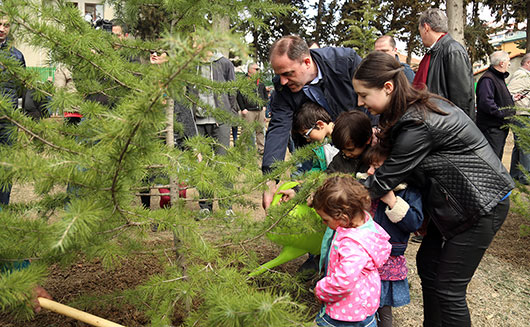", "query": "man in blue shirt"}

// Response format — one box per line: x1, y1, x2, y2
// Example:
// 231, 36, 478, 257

262, 35, 364, 209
